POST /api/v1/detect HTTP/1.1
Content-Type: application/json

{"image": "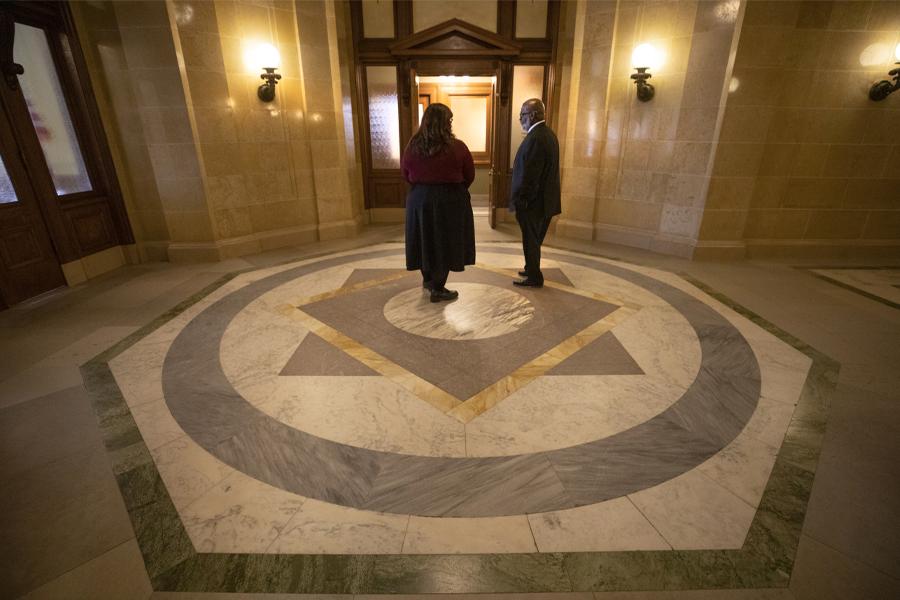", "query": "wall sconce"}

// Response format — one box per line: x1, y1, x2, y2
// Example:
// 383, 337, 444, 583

869, 43, 900, 101
244, 42, 281, 102
631, 43, 662, 102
